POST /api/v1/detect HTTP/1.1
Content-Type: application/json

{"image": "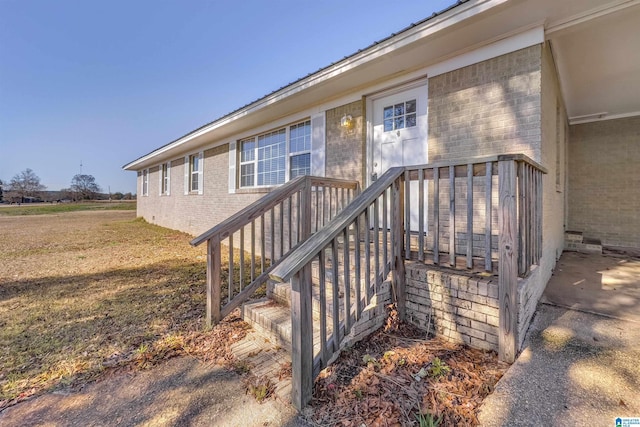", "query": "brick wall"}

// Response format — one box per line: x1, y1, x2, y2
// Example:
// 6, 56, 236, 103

406, 262, 499, 351
137, 145, 264, 237
568, 116, 640, 248
428, 45, 542, 162
325, 100, 365, 185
